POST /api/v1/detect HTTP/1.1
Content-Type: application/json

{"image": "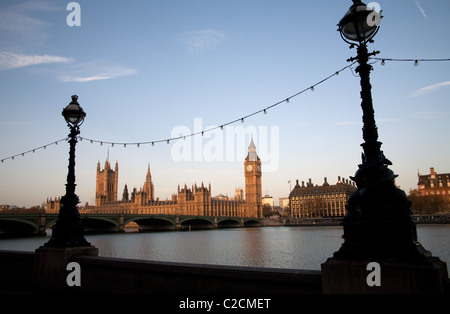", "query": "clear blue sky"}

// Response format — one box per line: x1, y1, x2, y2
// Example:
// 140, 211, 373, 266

1, 0, 449, 207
